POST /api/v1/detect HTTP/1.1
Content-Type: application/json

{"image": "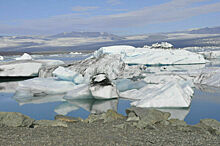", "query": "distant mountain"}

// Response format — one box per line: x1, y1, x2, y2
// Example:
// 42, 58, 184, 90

189, 26, 220, 34
49, 31, 124, 40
